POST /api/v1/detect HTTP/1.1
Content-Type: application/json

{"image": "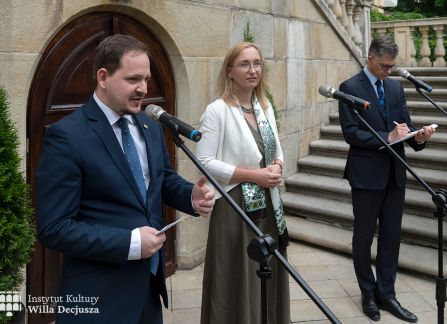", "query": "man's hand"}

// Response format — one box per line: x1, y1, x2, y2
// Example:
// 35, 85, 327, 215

139, 226, 166, 259
388, 122, 410, 143
192, 176, 215, 217
414, 125, 436, 143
